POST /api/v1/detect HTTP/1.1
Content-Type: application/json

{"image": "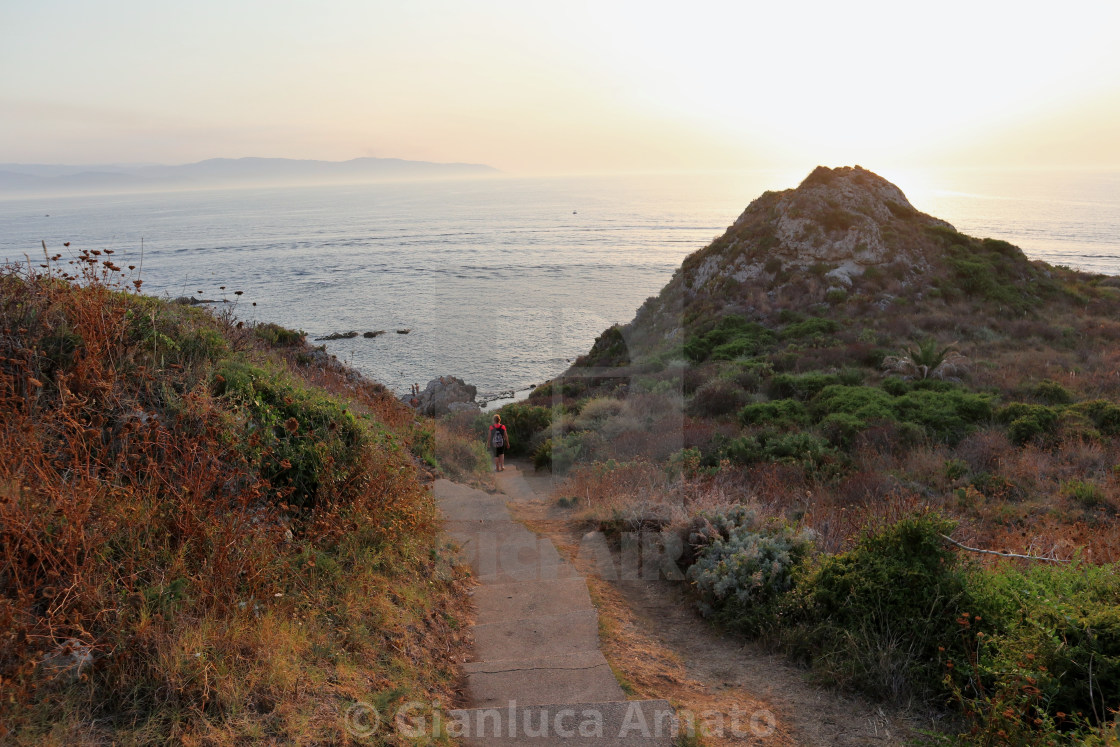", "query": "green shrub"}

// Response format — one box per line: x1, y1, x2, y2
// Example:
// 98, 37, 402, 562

999, 403, 1061, 445
727, 359, 772, 392
944, 458, 969, 481
818, 412, 867, 447
178, 326, 230, 363
958, 563, 1120, 741
252, 322, 305, 347
687, 507, 814, 633
213, 360, 366, 509
573, 397, 624, 429
762, 431, 834, 465
683, 315, 774, 363
1073, 399, 1120, 437
554, 431, 598, 473
738, 398, 808, 428
881, 377, 909, 396
810, 384, 991, 444
495, 402, 554, 457
722, 435, 763, 465
530, 380, 586, 400
666, 447, 708, 480
780, 316, 840, 340
811, 384, 896, 422
577, 325, 629, 367
892, 388, 994, 443
767, 372, 841, 400
532, 438, 553, 471
724, 431, 840, 477
1031, 379, 1074, 405
797, 512, 968, 700
1062, 479, 1106, 508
